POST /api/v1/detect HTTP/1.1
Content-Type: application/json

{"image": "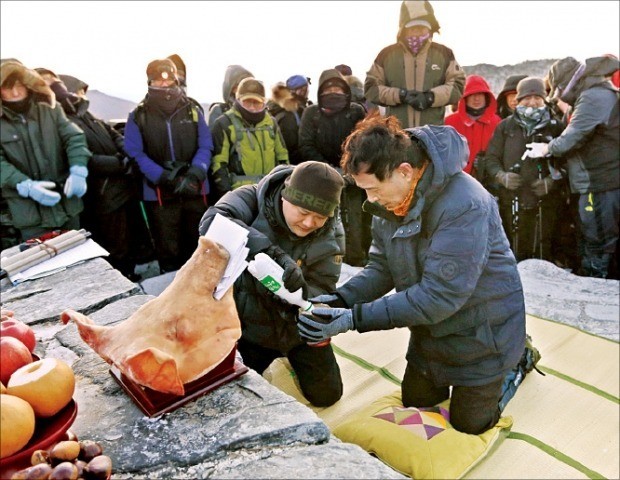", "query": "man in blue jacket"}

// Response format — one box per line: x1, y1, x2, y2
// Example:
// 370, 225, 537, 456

298, 115, 526, 434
